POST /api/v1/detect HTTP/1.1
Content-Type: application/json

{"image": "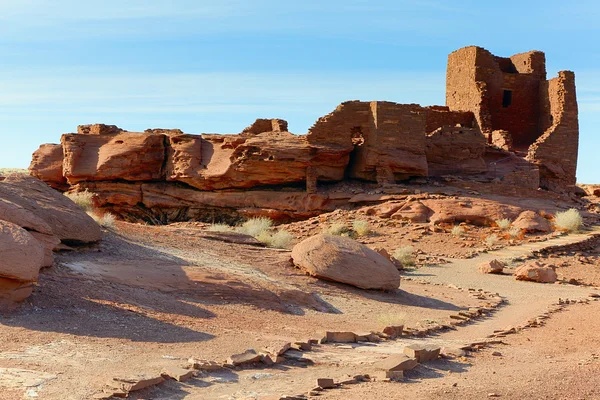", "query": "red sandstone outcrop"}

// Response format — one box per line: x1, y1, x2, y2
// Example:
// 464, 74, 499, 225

28, 143, 67, 189
423, 198, 523, 226
291, 234, 400, 290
